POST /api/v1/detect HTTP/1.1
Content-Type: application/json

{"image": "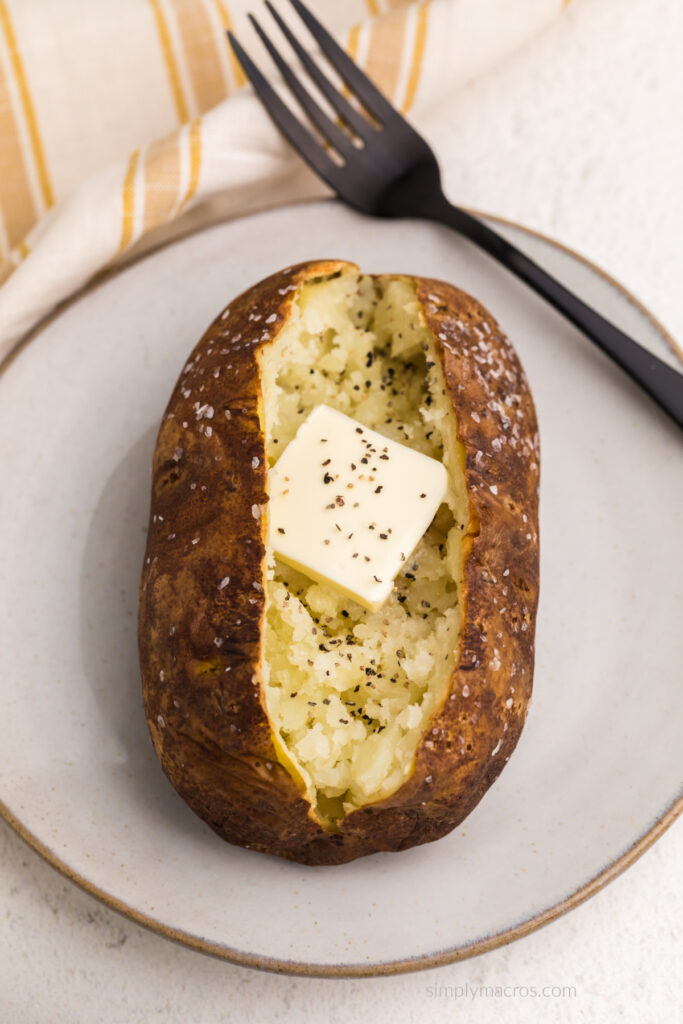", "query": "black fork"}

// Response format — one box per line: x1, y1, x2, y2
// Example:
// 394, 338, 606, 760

229, 0, 683, 431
